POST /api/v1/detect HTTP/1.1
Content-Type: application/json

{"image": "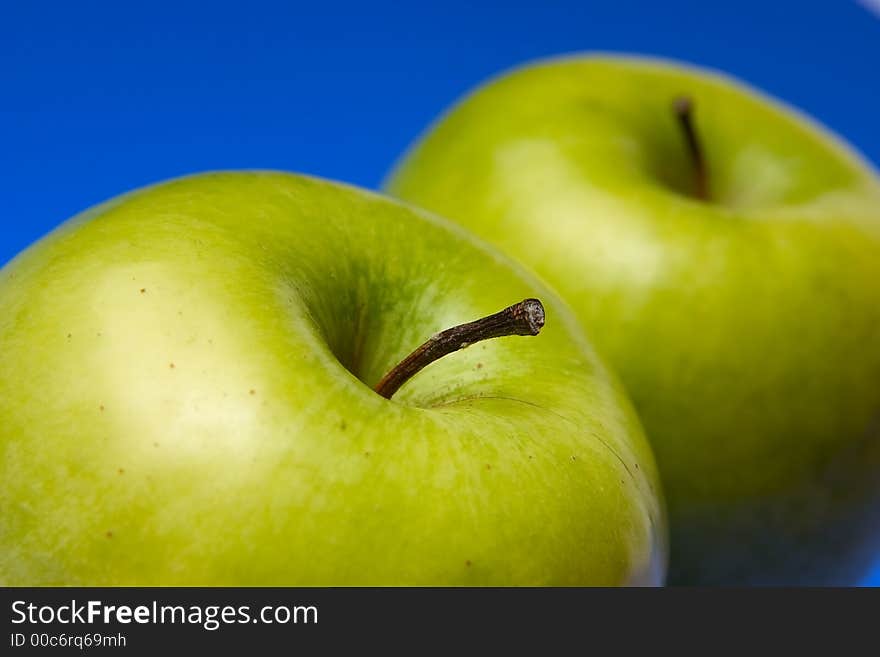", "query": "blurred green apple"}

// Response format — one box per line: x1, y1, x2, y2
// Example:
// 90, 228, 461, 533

0, 171, 665, 585
385, 55, 880, 584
